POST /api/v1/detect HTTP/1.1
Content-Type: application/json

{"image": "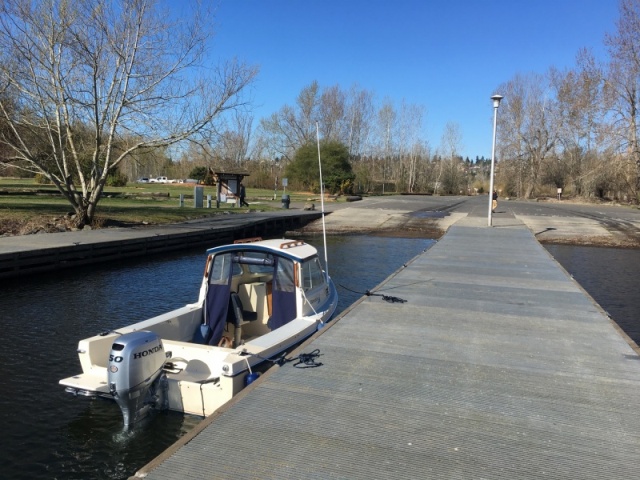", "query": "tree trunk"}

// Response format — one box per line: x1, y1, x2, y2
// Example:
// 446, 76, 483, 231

630, 99, 640, 203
